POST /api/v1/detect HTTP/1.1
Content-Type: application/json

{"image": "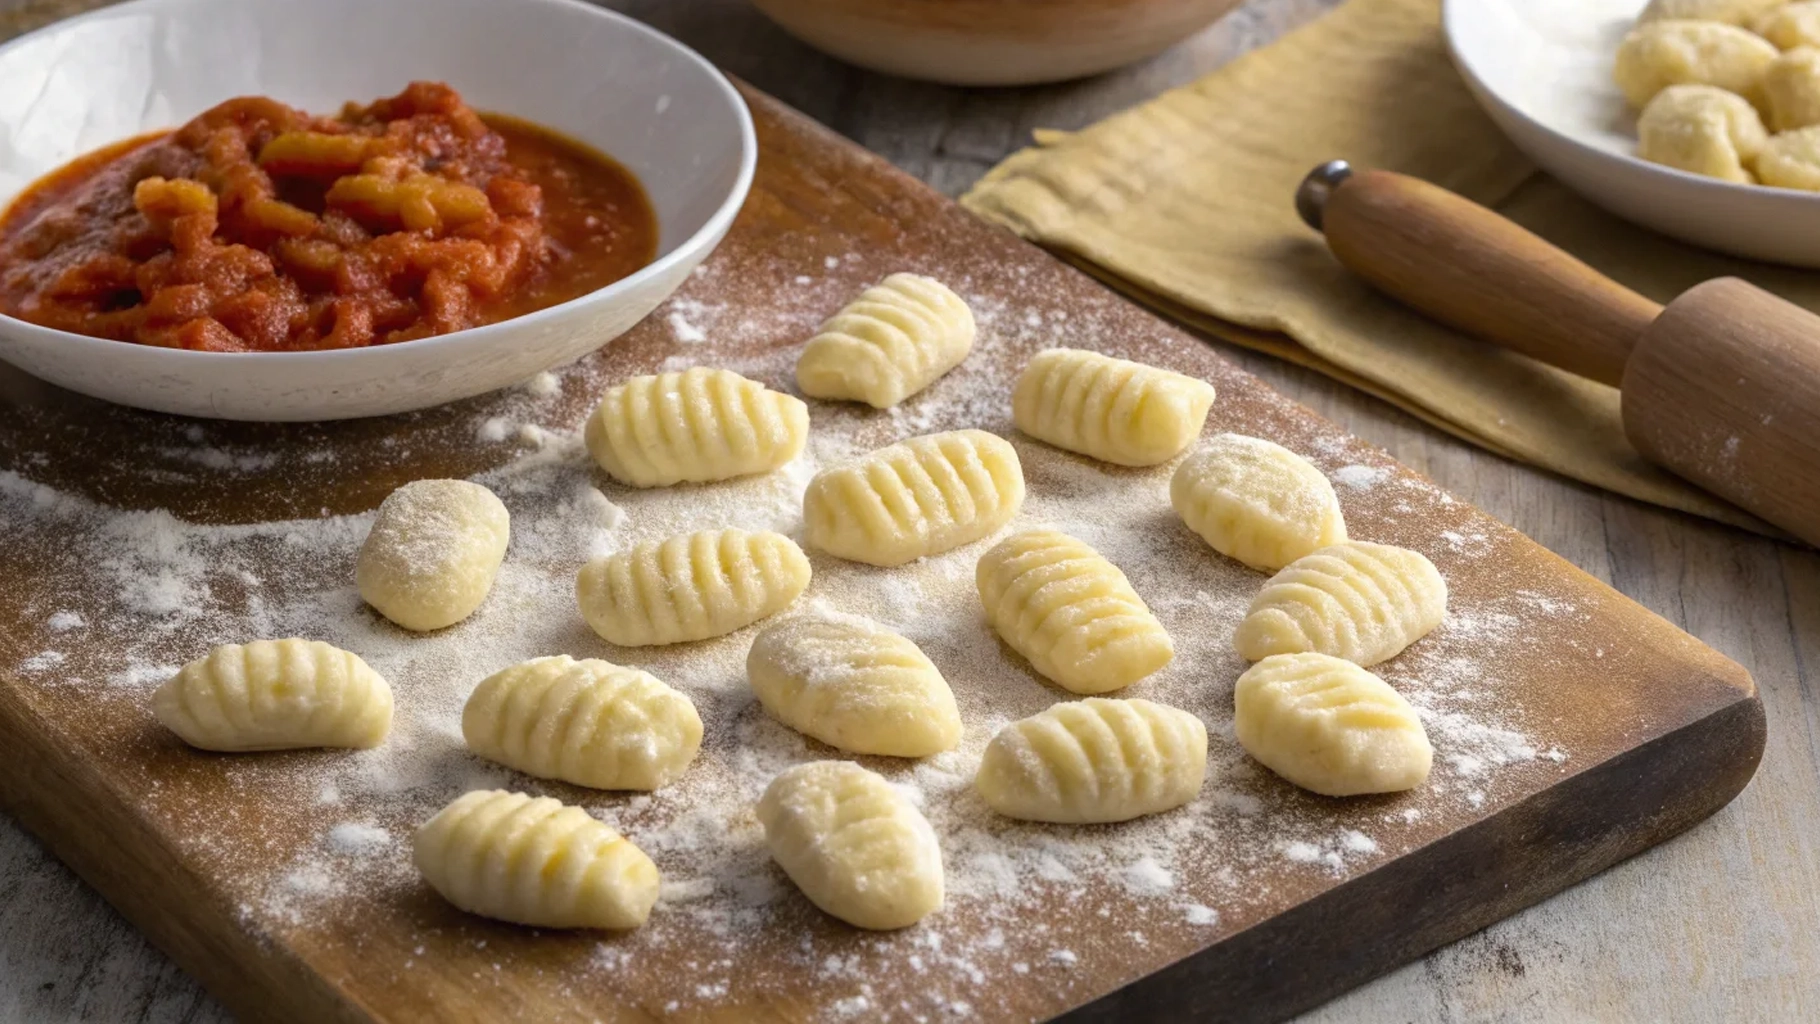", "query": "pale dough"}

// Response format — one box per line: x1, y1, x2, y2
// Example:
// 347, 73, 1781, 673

1757, 123, 1820, 187
356, 478, 510, 632
1613, 20, 1778, 110
413, 790, 659, 929
1234, 653, 1433, 797
974, 697, 1208, 824
747, 612, 961, 758
461, 655, 702, 790
1170, 433, 1348, 572
583, 367, 808, 488
1763, 48, 1820, 130
758, 761, 944, 930
796, 272, 974, 408
1011, 348, 1216, 467
1638, 0, 1789, 27
152, 638, 392, 752
1636, 84, 1769, 181
1755, 2, 1820, 49
575, 528, 811, 646
1234, 540, 1447, 667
